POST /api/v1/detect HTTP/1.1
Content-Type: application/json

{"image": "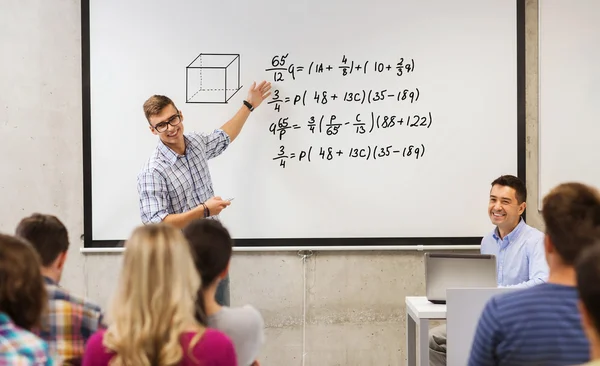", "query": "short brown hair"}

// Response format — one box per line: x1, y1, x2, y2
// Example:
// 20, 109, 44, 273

491, 175, 527, 203
575, 242, 600, 334
542, 182, 600, 264
15, 213, 69, 267
0, 233, 47, 330
143, 95, 176, 122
